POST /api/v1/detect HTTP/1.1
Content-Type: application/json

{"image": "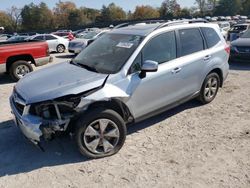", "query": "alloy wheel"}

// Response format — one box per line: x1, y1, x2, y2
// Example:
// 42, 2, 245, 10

15, 64, 30, 78
83, 119, 120, 154
204, 77, 218, 100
